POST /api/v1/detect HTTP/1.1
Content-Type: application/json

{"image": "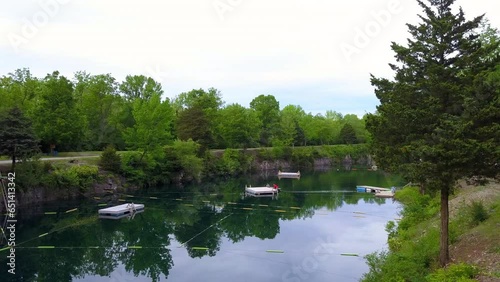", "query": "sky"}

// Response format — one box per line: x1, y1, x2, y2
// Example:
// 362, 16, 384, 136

1, 0, 499, 117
